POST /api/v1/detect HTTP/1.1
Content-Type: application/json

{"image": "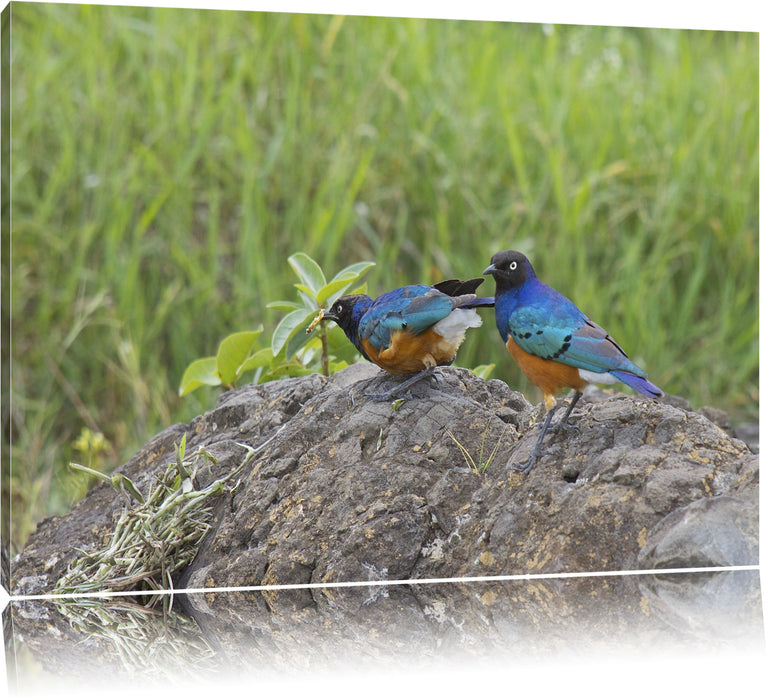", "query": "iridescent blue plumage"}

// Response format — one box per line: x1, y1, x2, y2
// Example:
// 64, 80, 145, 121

323, 278, 493, 399
359, 285, 458, 352
484, 250, 662, 473
490, 253, 660, 395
